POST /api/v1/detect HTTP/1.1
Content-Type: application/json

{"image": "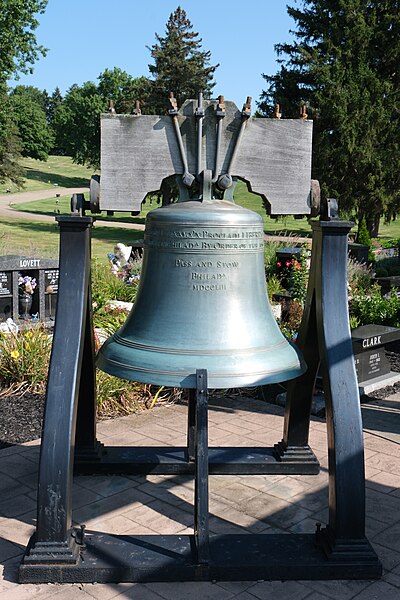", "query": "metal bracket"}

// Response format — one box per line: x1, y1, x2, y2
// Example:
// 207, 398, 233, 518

217, 96, 252, 191
320, 197, 339, 221
168, 93, 195, 188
